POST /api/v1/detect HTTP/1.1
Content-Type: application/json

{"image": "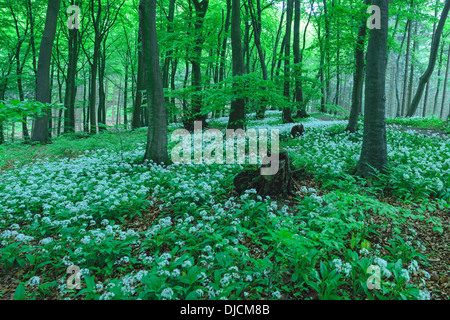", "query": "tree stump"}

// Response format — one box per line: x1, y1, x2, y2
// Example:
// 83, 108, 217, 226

291, 124, 305, 138
233, 152, 305, 197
